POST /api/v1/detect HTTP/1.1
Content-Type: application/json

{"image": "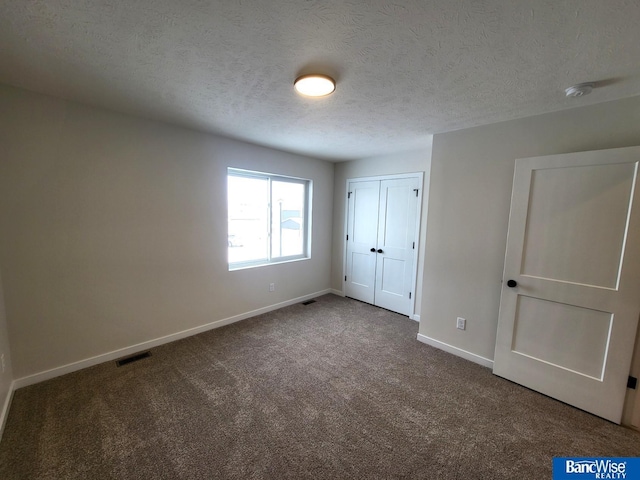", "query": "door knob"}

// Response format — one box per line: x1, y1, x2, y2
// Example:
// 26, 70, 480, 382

377, 249, 383, 254
370, 248, 376, 252
507, 279, 518, 288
